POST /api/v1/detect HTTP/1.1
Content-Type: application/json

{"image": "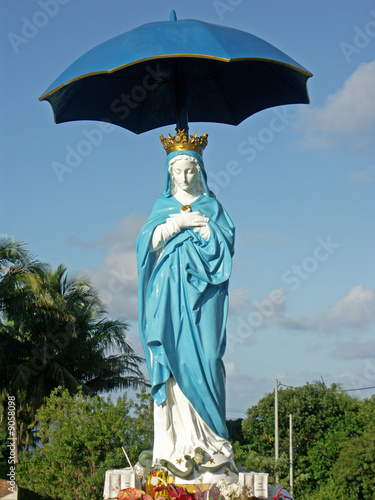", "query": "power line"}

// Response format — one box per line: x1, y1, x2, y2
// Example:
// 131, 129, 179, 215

226, 383, 375, 416
342, 385, 375, 392
279, 383, 375, 392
